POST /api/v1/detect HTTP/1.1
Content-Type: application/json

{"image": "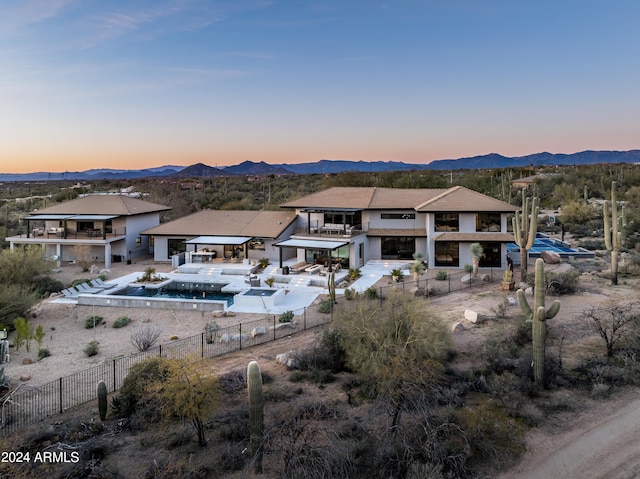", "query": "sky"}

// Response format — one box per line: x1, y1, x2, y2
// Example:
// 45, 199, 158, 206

2, 1, 640, 174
